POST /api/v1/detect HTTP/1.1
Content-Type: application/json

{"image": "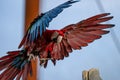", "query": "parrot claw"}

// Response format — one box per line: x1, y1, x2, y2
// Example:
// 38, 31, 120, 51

27, 53, 37, 61
40, 58, 54, 67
